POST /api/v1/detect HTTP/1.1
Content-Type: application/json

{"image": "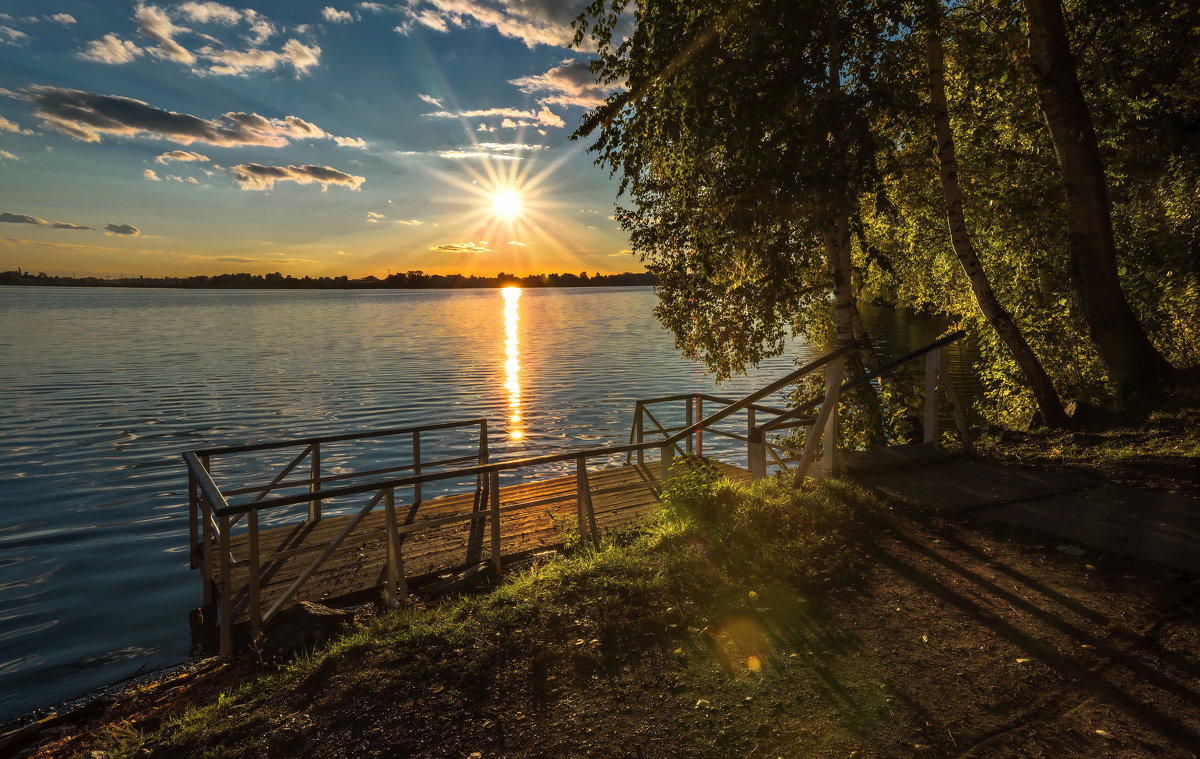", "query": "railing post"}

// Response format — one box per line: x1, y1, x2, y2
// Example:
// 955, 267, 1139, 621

488, 470, 502, 573
924, 348, 940, 446
199, 454, 214, 607
188, 469, 199, 569
309, 441, 322, 522
247, 507, 262, 638
794, 358, 845, 484
200, 494, 214, 606
218, 514, 233, 656
383, 487, 407, 605
695, 396, 704, 457
412, 431, 422, 503
685, 396, 694, 455
938, 349, 973, 454
661, 443, 673, 481
747, 409, 766, 479
821, 358, 843, 476
636, 403, 645, 468
575, 457, 598, 541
